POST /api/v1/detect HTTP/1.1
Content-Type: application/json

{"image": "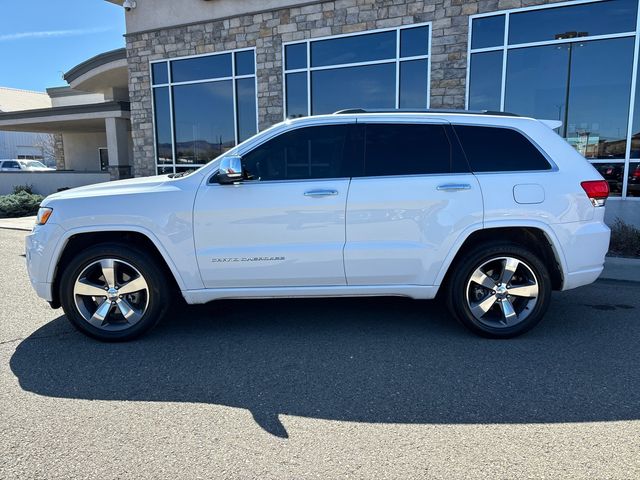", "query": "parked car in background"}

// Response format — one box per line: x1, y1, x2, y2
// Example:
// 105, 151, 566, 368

0, 159, 55, 172
26, 110, 611, 342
